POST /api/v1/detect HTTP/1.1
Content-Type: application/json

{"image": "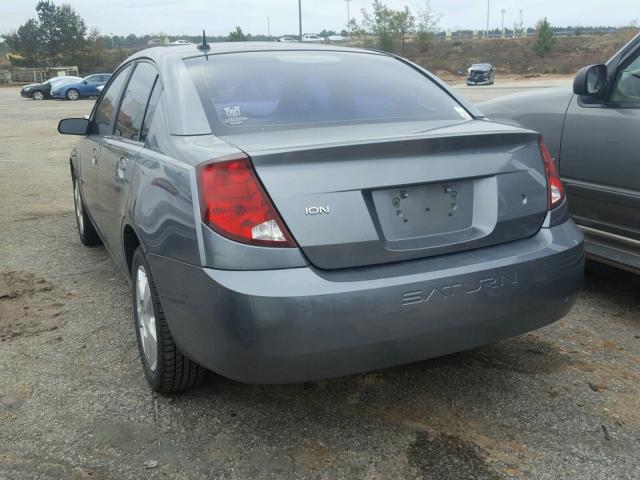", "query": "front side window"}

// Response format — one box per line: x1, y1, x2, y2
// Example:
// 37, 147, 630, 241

92, 64, 132, 136
115, 62, 158, 141
611, 51, 640, 103
186, 51, 471, 134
